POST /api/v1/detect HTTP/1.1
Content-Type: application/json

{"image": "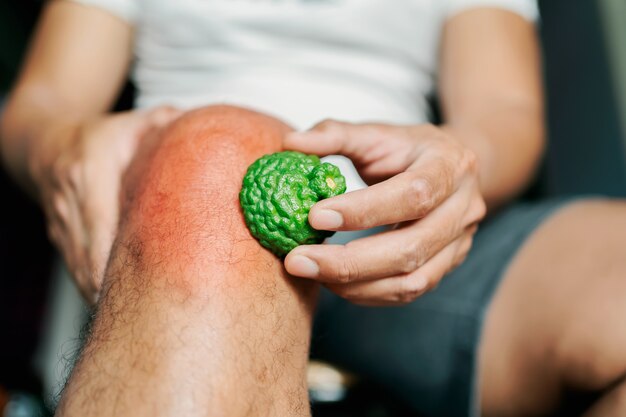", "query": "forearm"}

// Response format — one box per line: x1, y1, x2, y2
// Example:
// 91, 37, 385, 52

439, 9, 544, 210
443, 100, 544, 210
0, 88, 84, 195
1, 0, 133, 194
